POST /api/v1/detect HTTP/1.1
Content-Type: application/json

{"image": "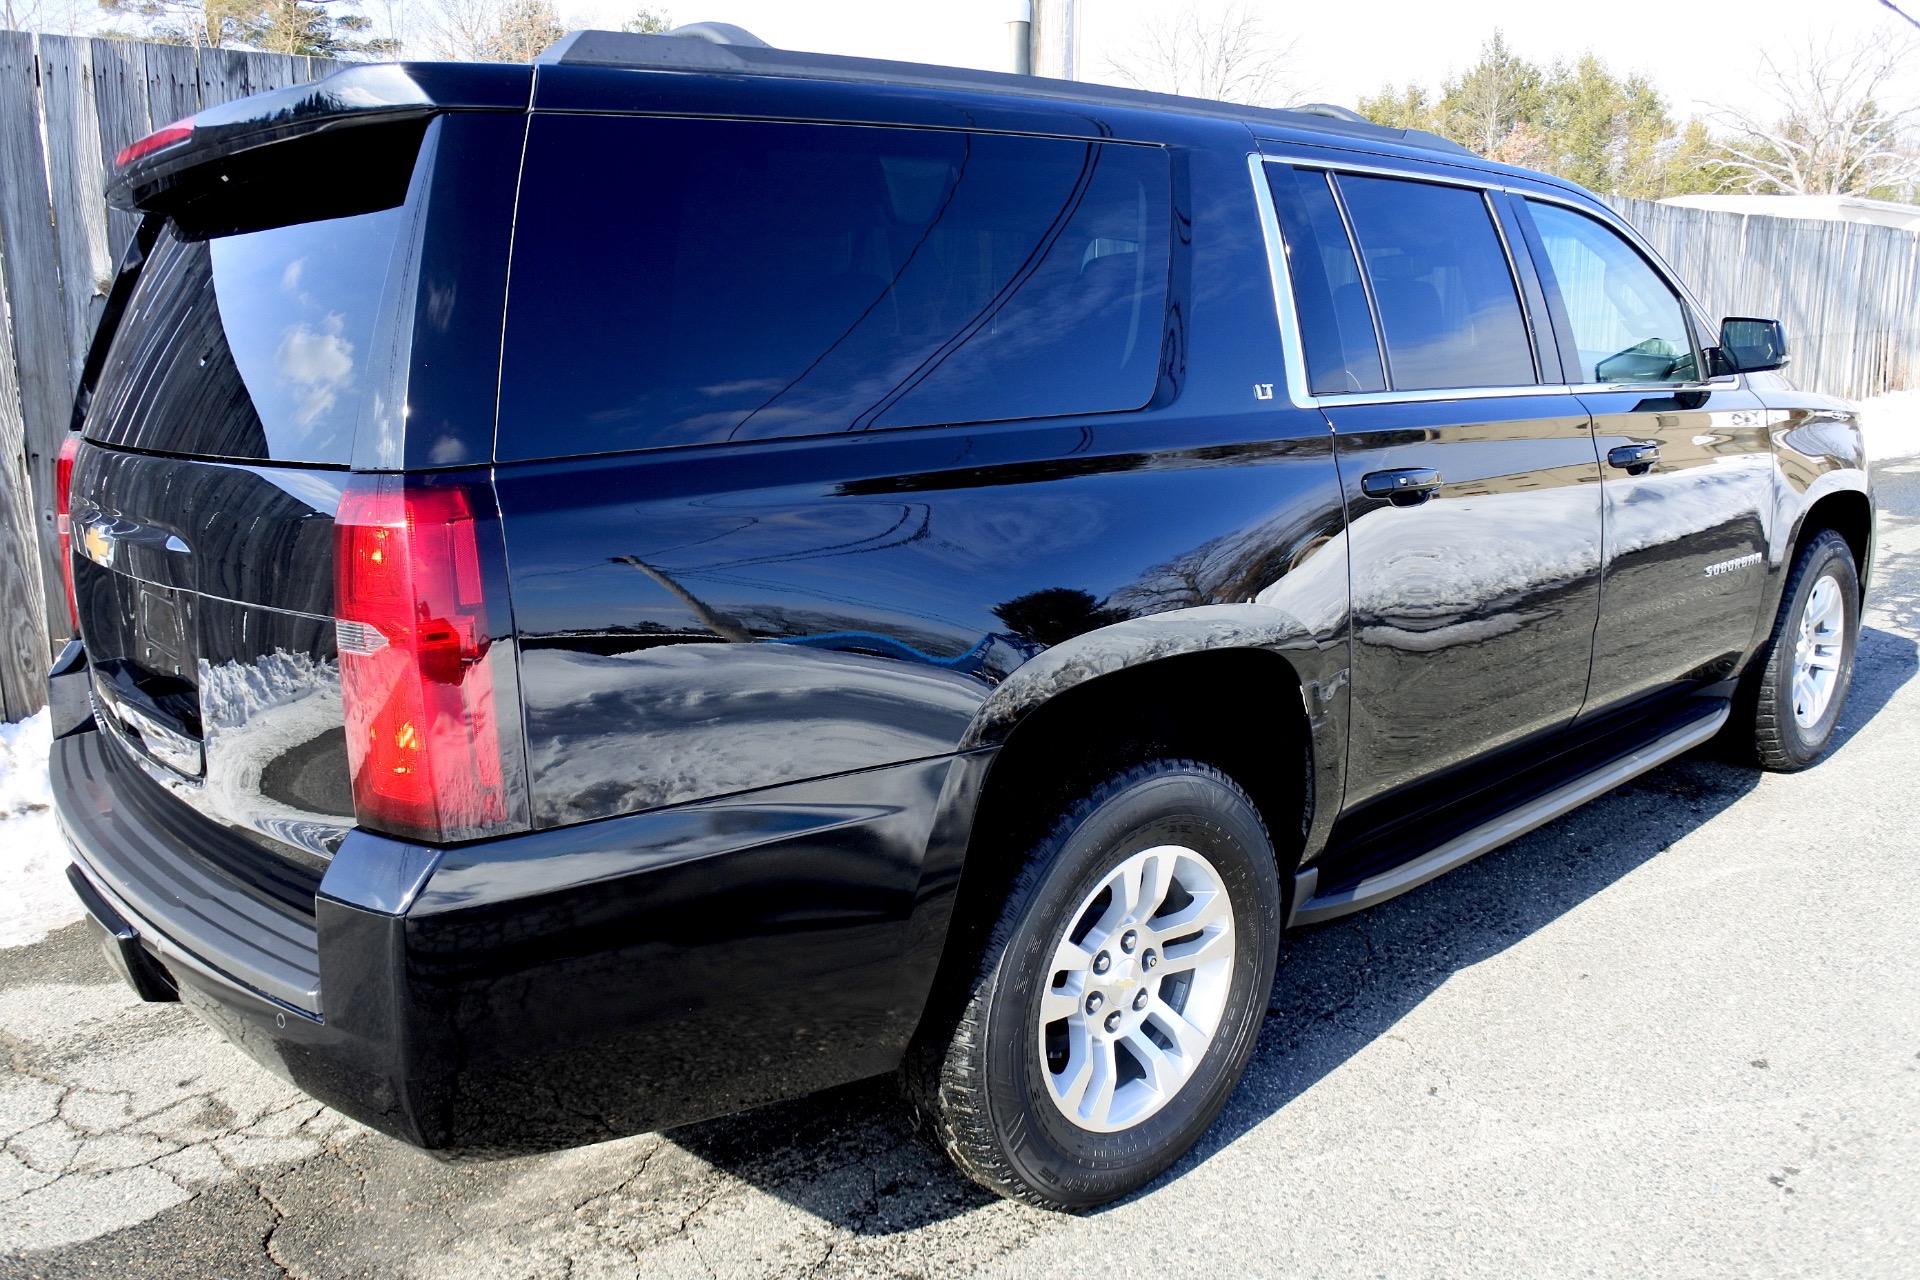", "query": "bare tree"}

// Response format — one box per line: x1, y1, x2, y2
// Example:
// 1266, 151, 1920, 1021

6, 0, 103, 33
1711, 35, 1920, 198
420, 0, 559, 60
1103, 1, 1303, 109
1441, 30, 1540, 157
